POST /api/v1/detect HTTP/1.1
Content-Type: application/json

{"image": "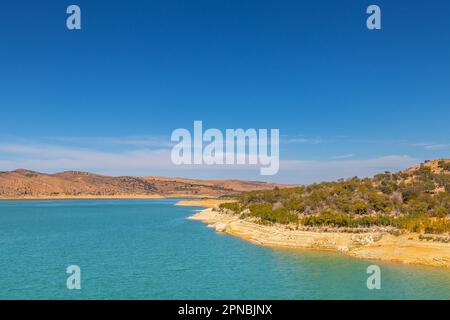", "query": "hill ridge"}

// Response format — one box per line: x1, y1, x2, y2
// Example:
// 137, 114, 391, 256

0, 169, 285, 199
